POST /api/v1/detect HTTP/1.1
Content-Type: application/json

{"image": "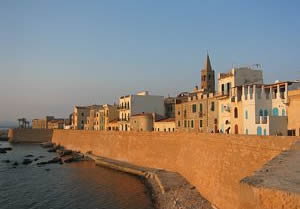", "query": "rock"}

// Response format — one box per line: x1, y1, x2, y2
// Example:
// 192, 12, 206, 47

34, 158, 39, 161
39, 155, 45, 158
22, 159, 32, 165
13, 161, 19, 166
2, 159, 10, 163
62, 155, 73, 163
47, 157, 62, 164
0, 147, 12, 153
60, 149, 73, 157
45, 168, 51, 171
41, 142, 54, 148
24, 154, 34, 158
47, 148, 56, 153
37, 161, 48, 166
